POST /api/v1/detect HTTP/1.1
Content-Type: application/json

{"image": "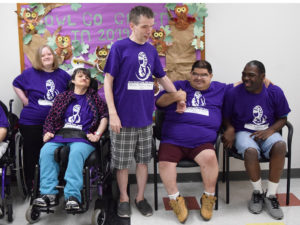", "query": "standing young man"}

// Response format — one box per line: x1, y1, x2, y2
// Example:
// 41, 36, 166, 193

104, 6, 176, 217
